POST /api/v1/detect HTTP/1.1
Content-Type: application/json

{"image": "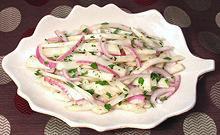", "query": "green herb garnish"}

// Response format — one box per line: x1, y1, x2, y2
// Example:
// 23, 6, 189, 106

150, 102, 155, 108
90, 62, 98, 69
77, 84, 82, 88
64, 55, 72, 62
131, 38, 135, 48
91, 44, 96, 47
34, 70, 42, 76
106, 92, 112, 98
108, 64, 115, 69
44, 61, 49, 65
118, 101, 122, 105
81, 71, 88, 76
138, 77, 144, 85
151, 73, 161, 82
160, 96, 168, 101
66, 82, 75, 88
68, 68, 77, 77
124, 93, 129, 98
89, 52, 96, 55
151, 86, 158, 91
86, 89, 94, 95
90, 35, 95, 38
82, 28, 88, 33
165, 78, 169, 85
123, 88, 128, 92
101, 22, 109, 25
164, 57, 172, 60
95, 80, 109, 85
104, 104, 112, 111
159, 40, 164, 47
113, 28, 121, 34
143, 91, 148, 97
